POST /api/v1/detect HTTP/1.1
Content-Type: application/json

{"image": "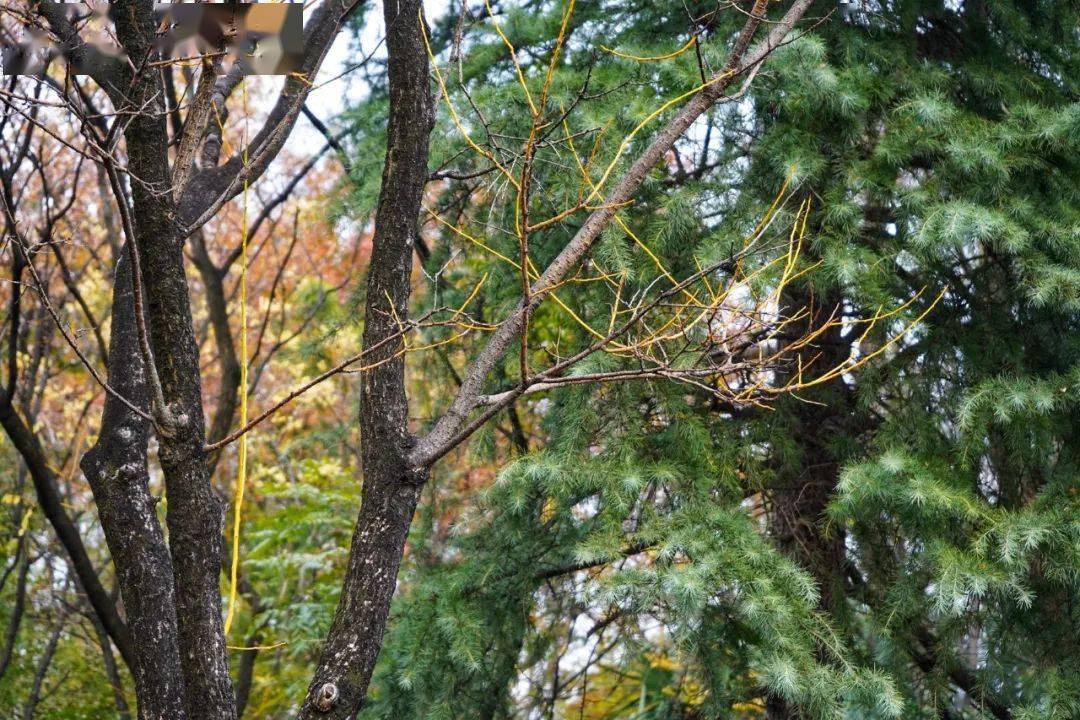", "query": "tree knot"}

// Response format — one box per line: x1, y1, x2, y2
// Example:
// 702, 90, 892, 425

313, 681, 338, 712
153, 402, 189, 439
